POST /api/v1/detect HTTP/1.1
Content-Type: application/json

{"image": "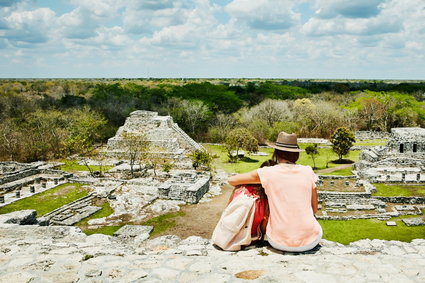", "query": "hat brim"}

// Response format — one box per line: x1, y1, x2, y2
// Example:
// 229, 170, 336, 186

266, 142, 305, 152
